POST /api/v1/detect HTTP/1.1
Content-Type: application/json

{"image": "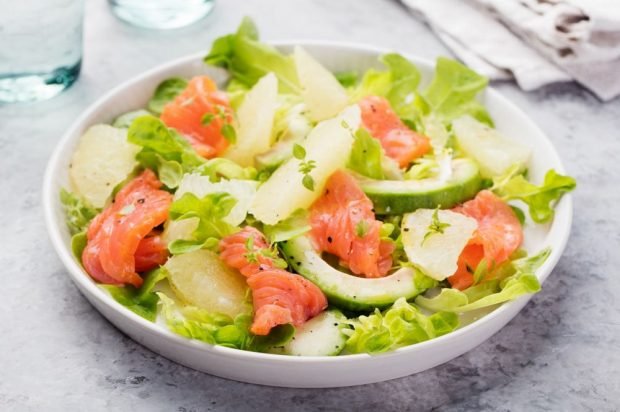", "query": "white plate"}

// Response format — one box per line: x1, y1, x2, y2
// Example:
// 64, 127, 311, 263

43, 42, 572, 388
